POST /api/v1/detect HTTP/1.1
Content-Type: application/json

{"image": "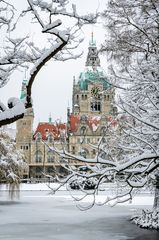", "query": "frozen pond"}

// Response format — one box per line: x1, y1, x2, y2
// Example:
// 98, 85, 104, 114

0, 190, 158, 240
